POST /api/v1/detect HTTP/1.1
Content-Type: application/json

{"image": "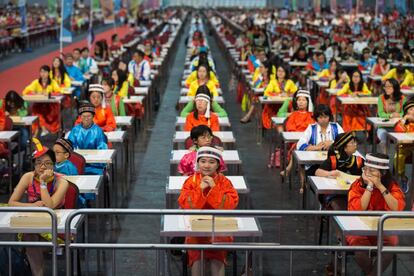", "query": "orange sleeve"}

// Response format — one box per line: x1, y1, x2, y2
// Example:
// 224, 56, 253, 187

347, 180, 365, 211
102, 107, 116, 132
388, 182, 406, 211
184, 113, 194, 131
394, 120, 406, 132
0, 108, 6, 131
209, 114, 220, 131
205, 176, 239, 209
178, 175, 207, 209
